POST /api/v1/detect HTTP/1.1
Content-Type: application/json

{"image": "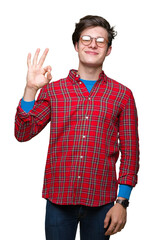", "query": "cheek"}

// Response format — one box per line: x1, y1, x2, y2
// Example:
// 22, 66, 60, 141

99, 49, 108, 59
77, 47, 87, 58
77, 42, 87, 51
